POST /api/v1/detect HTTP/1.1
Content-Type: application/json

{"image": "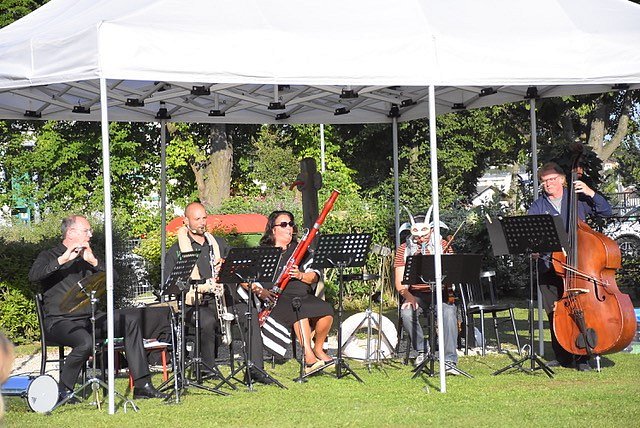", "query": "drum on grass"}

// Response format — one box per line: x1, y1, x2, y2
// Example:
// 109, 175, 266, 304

341, 312, 398, 360
1, 375, 58, 413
